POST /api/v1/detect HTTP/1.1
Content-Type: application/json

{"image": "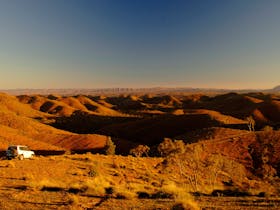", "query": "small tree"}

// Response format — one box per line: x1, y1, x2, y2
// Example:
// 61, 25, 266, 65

129, 145, 150, 157
158, 138, 186, 157
246, 116, 255, 132
104, 136, 116, 155
158, 138, 175, 157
